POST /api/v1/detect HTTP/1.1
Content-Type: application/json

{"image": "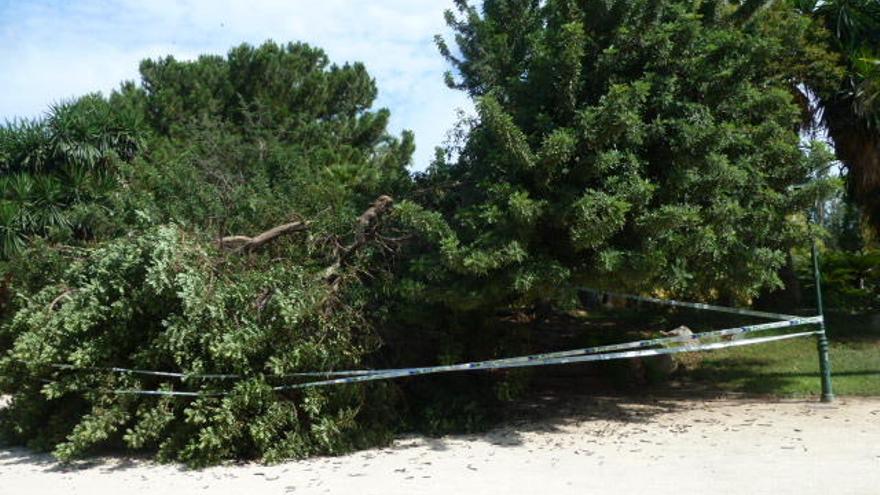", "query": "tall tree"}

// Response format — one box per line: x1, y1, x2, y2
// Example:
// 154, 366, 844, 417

135, 42, 414, 232
399, 0, 840, 317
